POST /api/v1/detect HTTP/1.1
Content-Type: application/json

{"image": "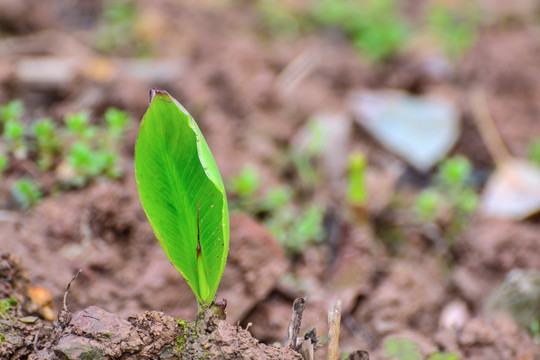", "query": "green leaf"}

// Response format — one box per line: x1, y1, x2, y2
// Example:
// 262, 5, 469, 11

135, 89, 229, 305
